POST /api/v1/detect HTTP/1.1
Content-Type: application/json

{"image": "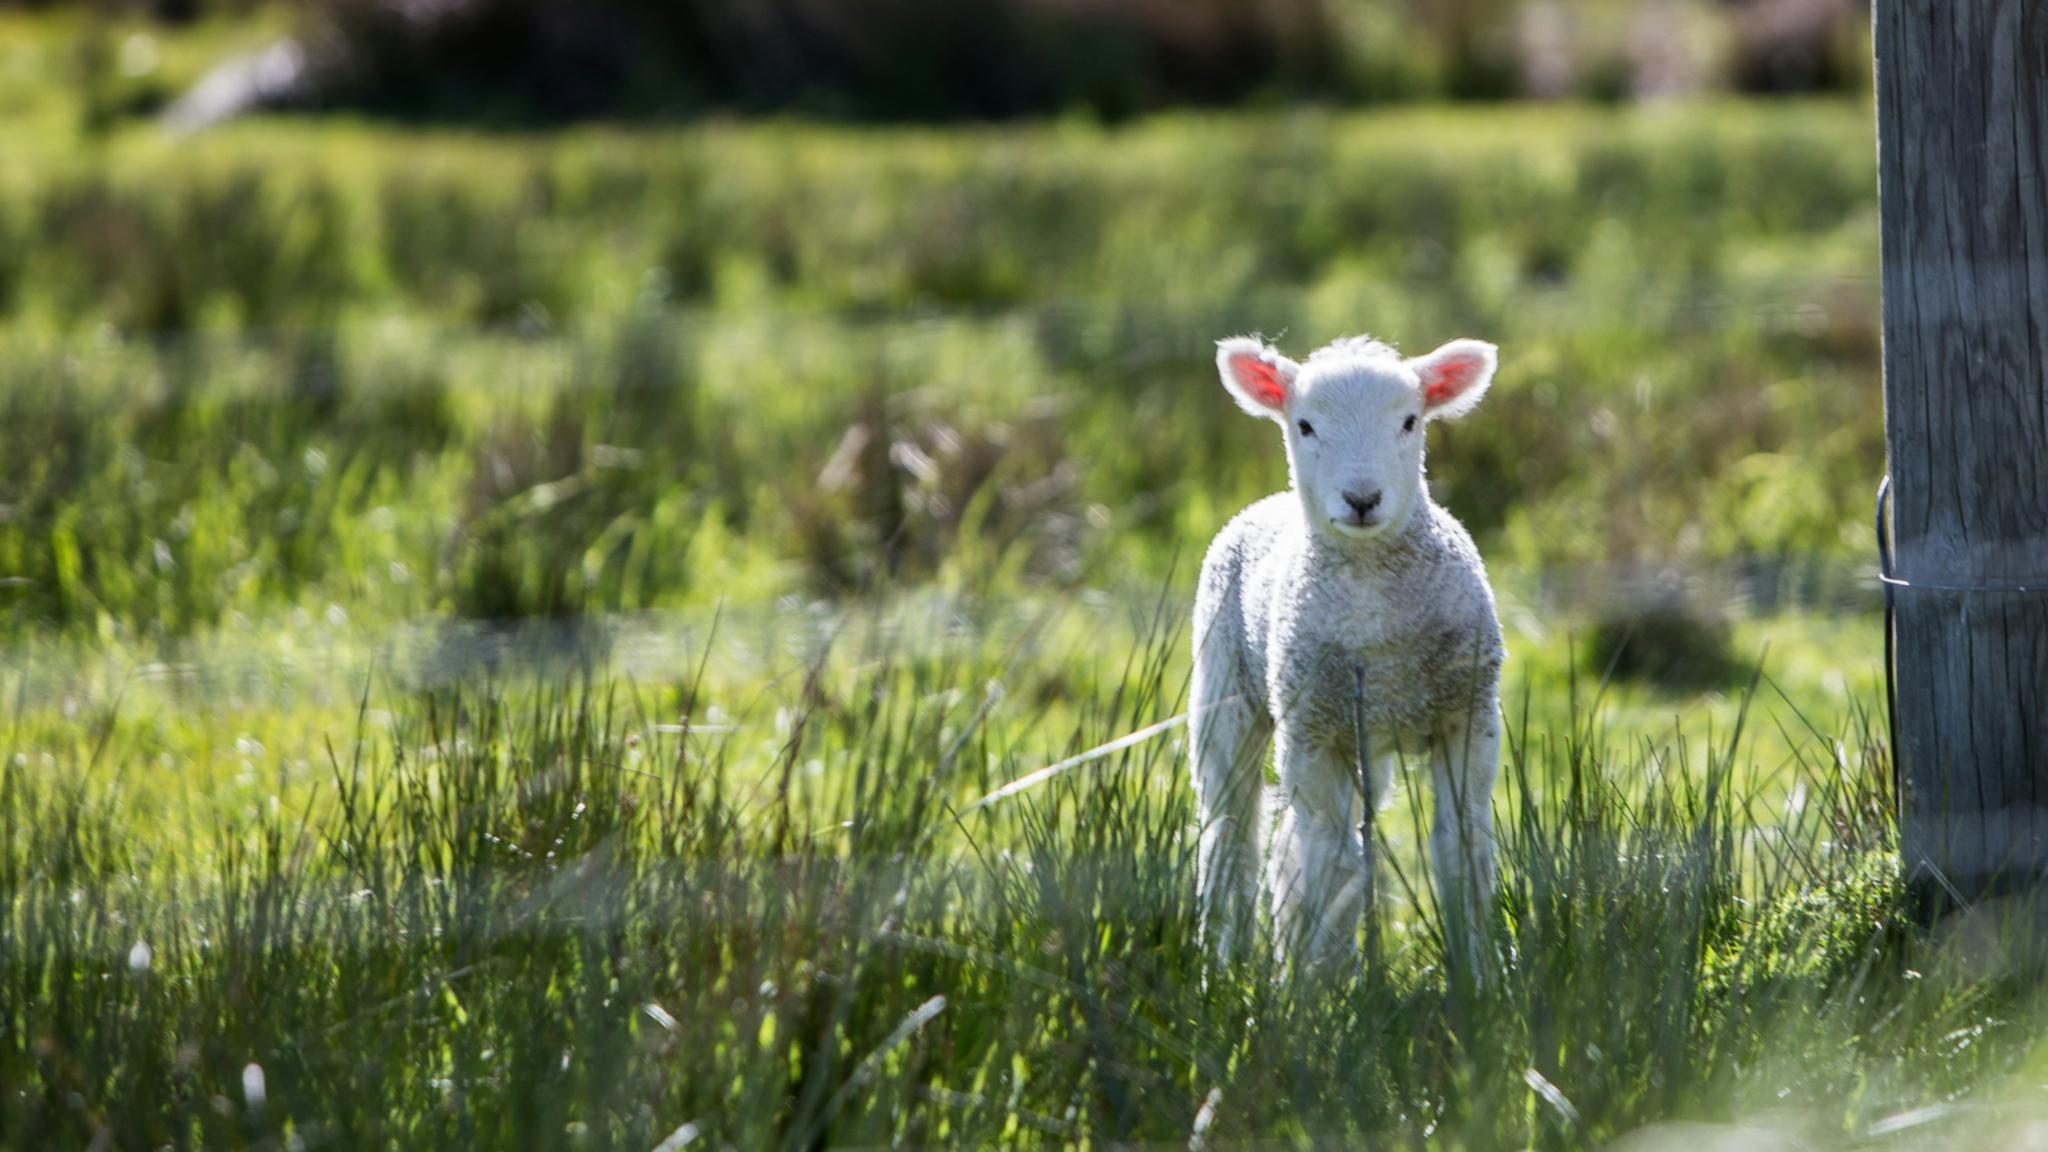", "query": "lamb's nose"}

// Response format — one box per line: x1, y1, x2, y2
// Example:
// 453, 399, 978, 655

1343, 489, 1383, 520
